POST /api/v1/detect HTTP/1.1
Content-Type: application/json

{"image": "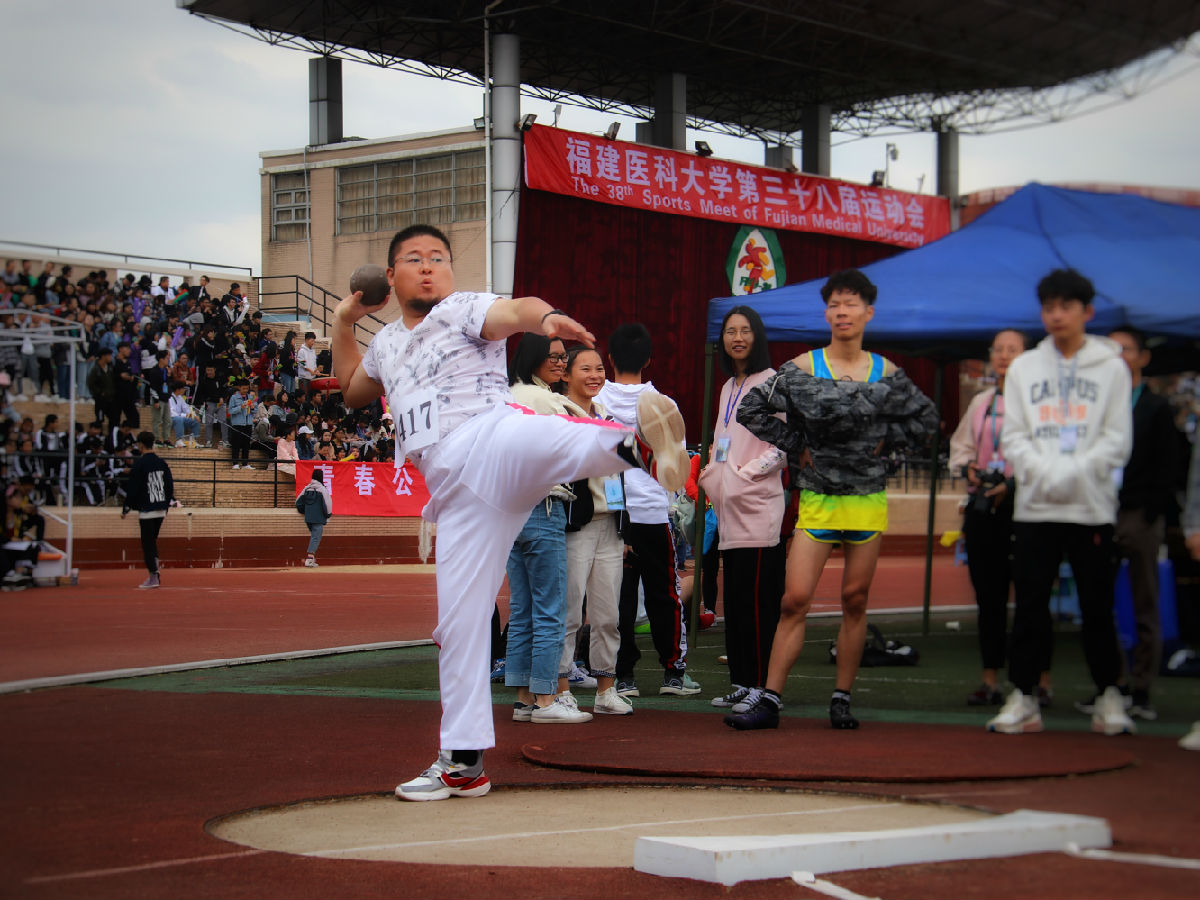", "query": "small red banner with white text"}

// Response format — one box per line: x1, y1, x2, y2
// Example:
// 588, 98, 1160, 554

523, 124, 949, 249
294, 460, 429, 517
